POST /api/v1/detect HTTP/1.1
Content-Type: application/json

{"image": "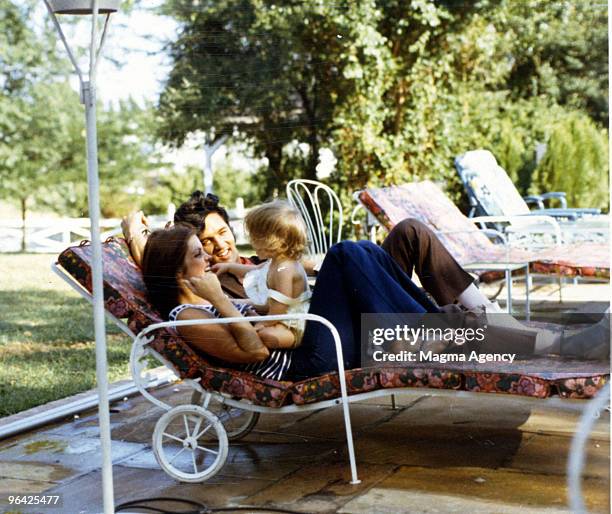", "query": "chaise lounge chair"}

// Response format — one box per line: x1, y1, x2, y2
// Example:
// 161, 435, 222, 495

52, 237, 608, 485
356, 181, 609, 306
455, 150, 609, 246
